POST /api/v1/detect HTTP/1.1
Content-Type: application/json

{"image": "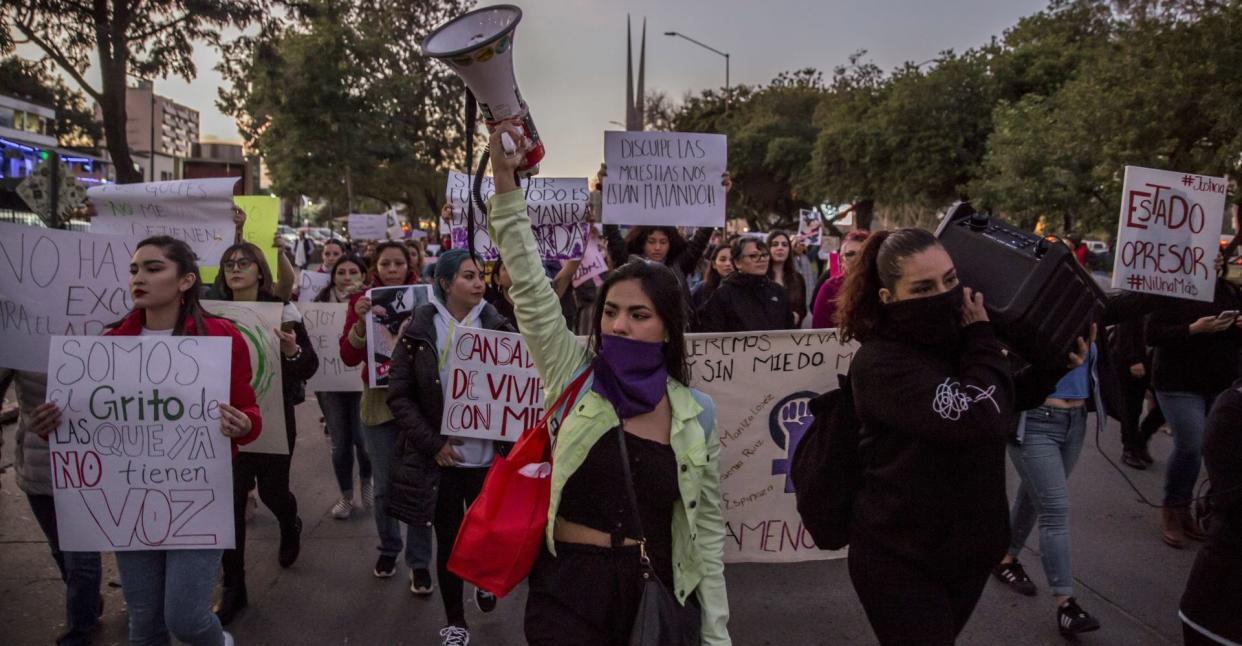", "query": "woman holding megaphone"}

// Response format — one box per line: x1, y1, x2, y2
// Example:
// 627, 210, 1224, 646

485, 124, 731, 646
